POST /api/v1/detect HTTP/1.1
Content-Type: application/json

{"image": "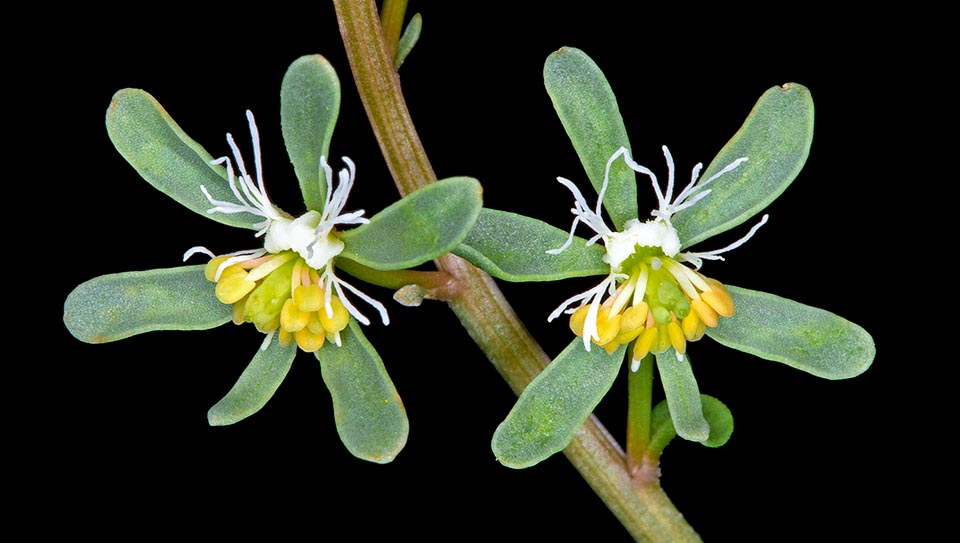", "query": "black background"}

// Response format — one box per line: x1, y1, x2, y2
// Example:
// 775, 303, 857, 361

28, 2, 925, 541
